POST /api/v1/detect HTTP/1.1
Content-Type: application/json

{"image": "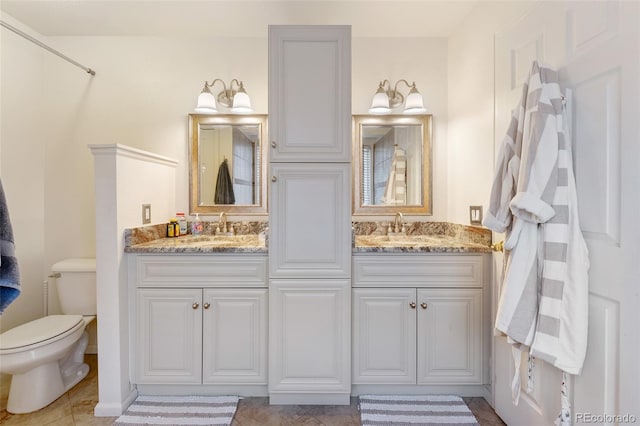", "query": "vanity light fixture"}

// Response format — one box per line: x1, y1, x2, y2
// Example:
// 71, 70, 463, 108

195, 78, 253, 113
369, 79, 426, 114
